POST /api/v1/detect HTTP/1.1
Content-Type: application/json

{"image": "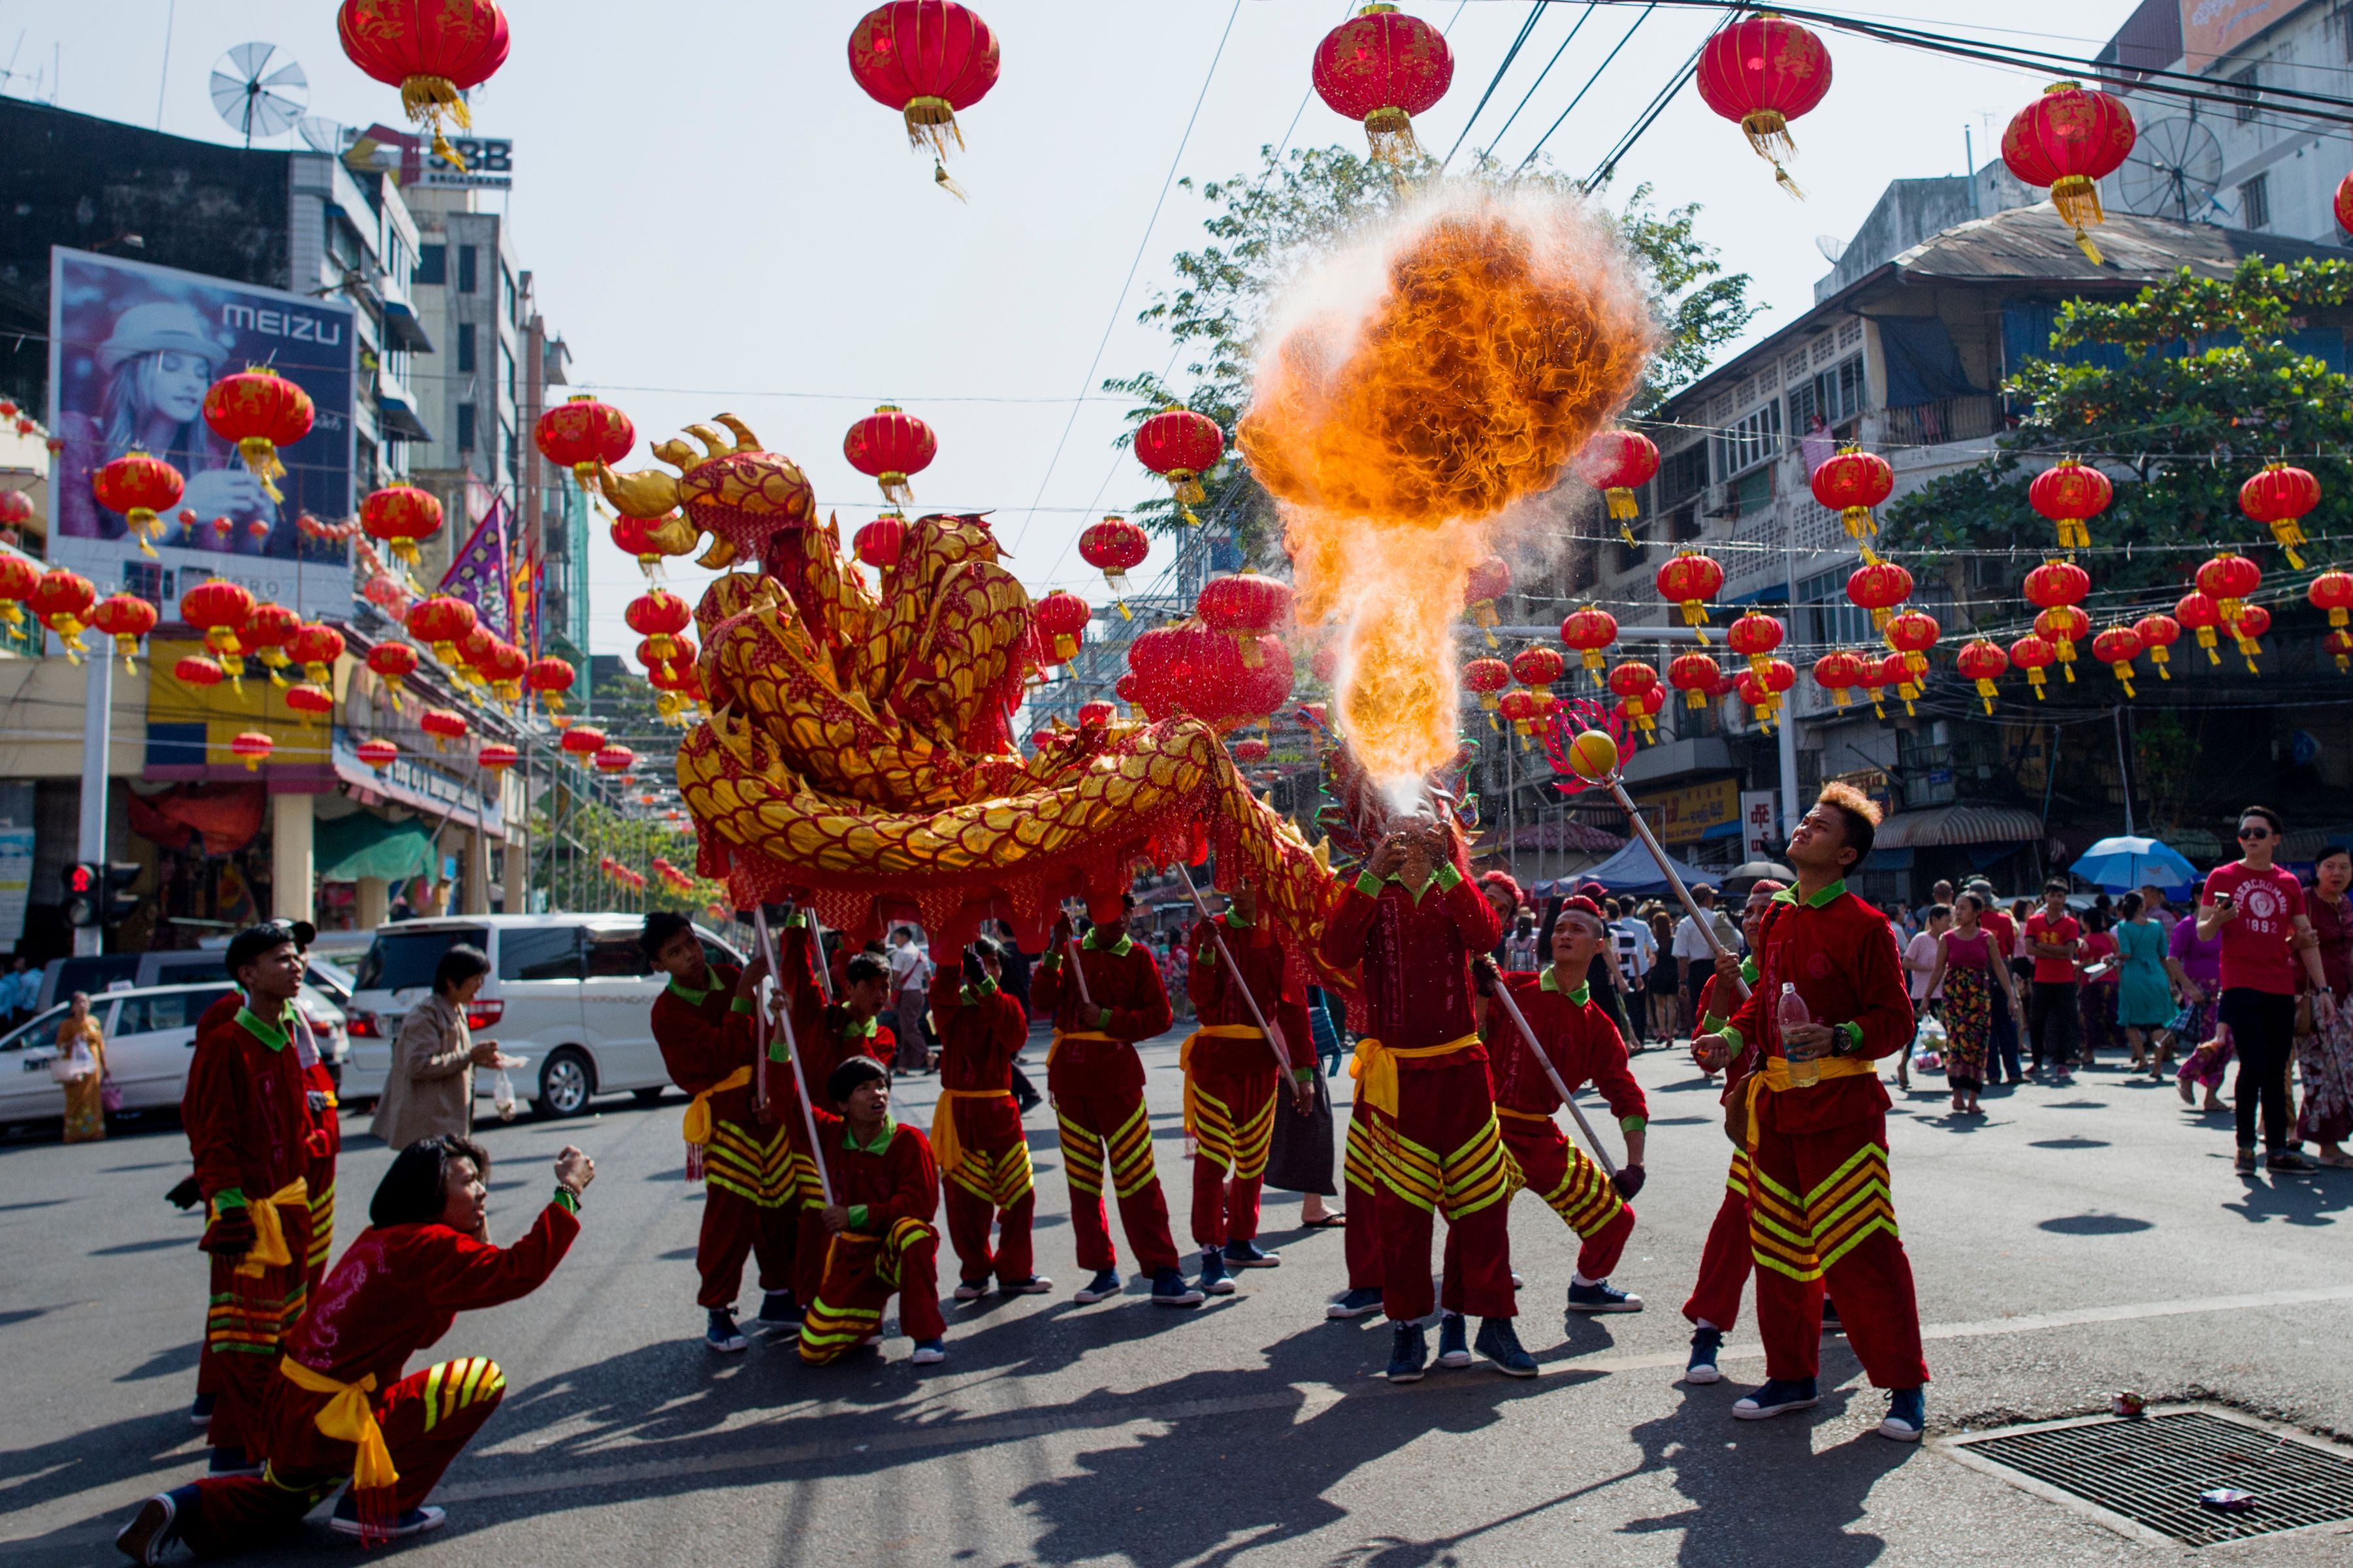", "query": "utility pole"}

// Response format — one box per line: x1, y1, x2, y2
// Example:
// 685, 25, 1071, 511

520, 276, 547, 914
74, 649, 110, 957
